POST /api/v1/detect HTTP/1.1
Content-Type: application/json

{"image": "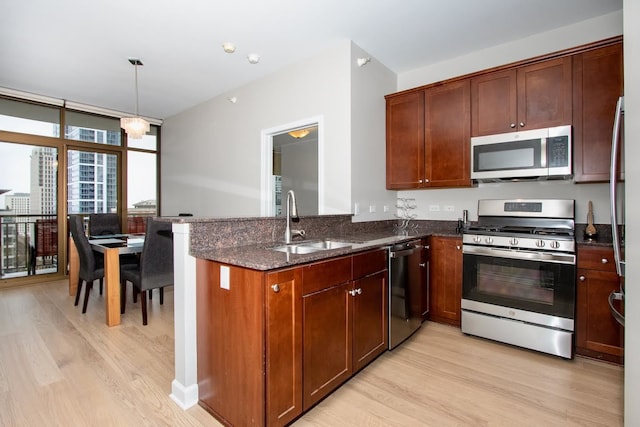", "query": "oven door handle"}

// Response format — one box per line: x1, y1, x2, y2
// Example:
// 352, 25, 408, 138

463, 245, 575, 265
